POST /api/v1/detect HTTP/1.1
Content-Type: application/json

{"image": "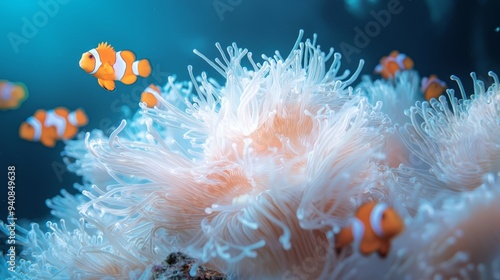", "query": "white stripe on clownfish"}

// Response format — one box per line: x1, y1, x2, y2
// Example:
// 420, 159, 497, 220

27, 116, 42, 141
144, 86, 160, 95
89, 49, 102, 75
421, 76, 446, 92
1, 82, 14, 100
393, 54, 407, 69
370, 203, 388, 237
45, 110, 66, 137
132, 61, 140, 76
114, 51, 127, 81
351, 218, 365, 245
67, 111, 78, 126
